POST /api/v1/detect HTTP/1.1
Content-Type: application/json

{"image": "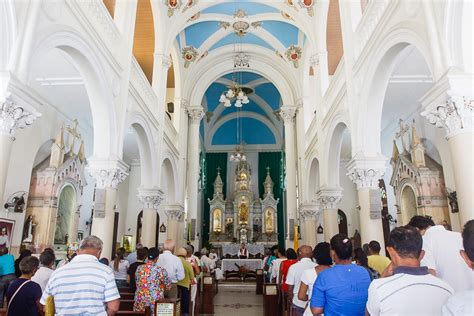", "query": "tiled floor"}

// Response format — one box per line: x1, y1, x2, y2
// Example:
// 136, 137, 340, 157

211, 282, 264, 316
